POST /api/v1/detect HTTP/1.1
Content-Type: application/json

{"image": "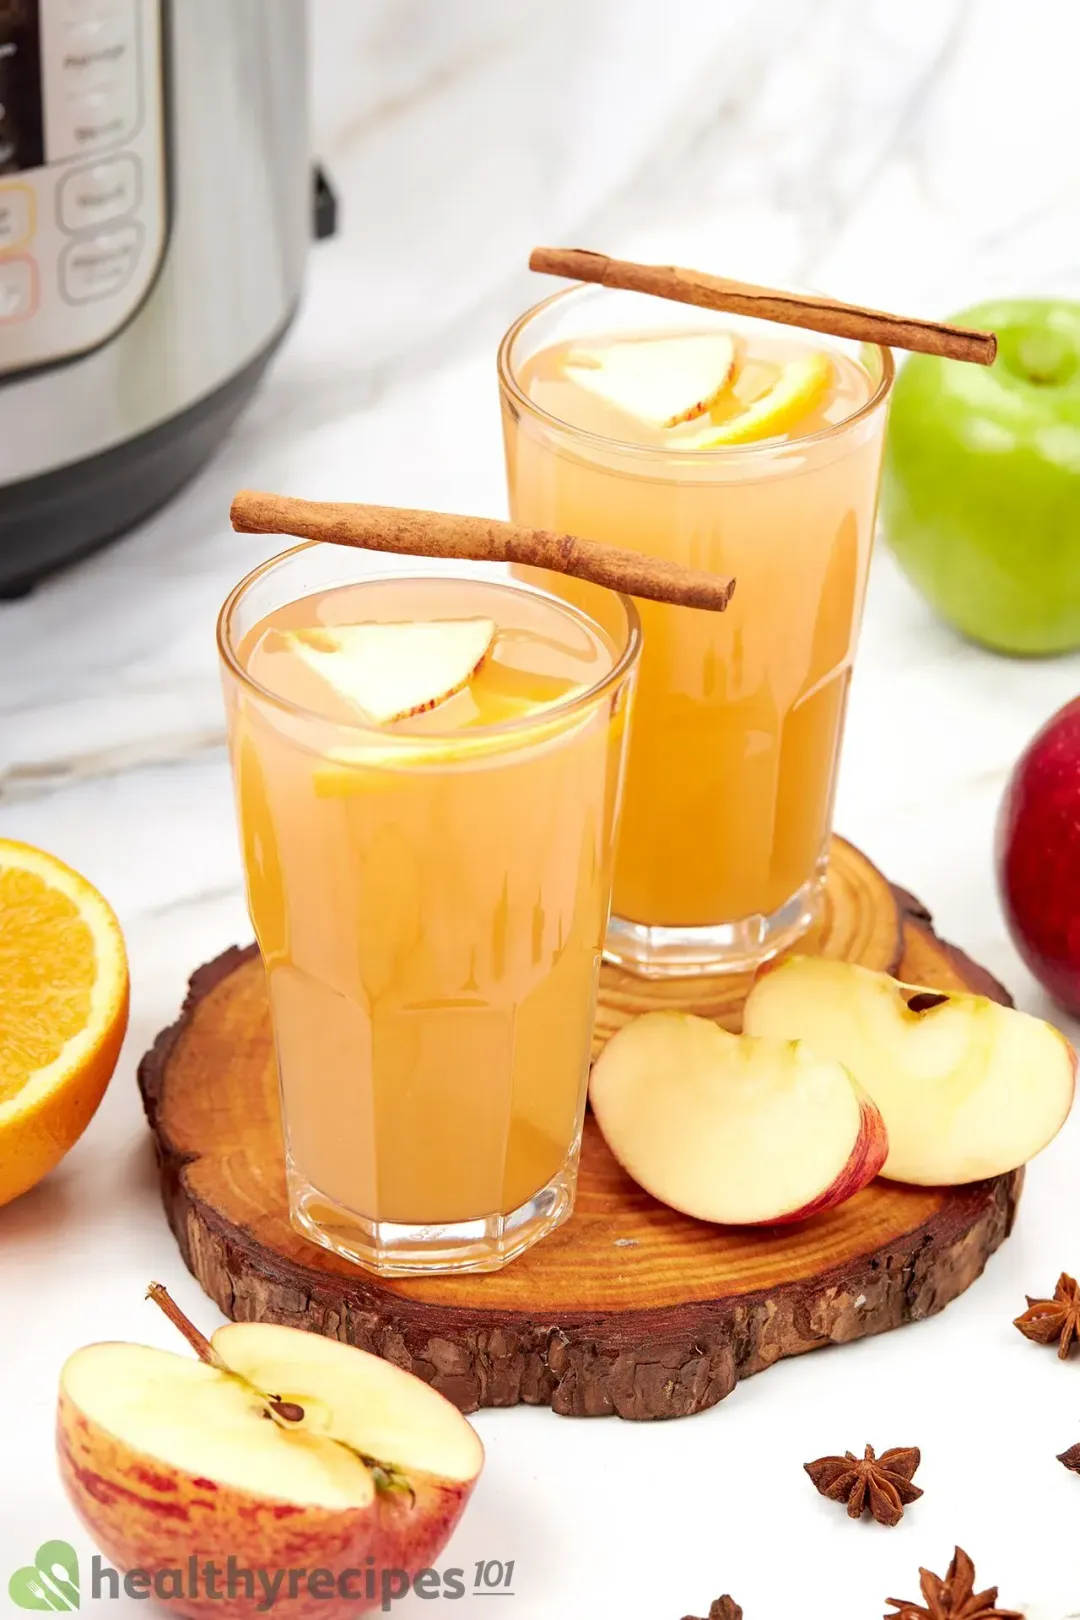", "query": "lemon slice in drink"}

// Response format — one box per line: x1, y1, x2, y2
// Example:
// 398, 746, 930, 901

311, 657, 612, 796
686, 352, 834, 447
311, 684, 598, 794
